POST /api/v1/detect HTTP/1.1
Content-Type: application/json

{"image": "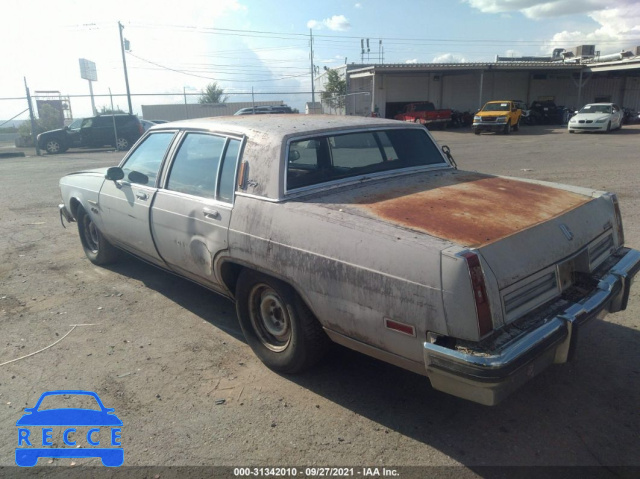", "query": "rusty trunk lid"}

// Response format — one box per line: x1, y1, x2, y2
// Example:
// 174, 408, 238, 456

308, 169, 610, 288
